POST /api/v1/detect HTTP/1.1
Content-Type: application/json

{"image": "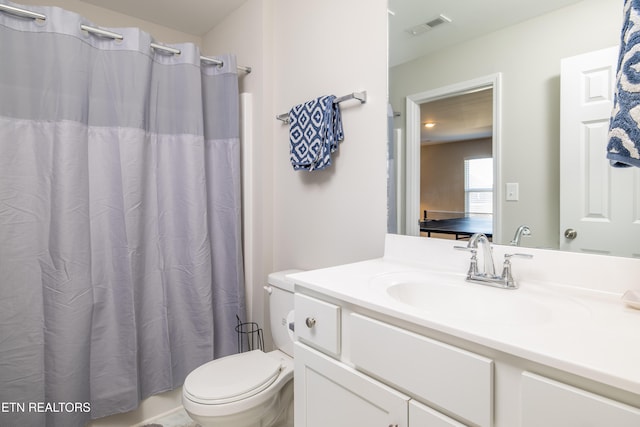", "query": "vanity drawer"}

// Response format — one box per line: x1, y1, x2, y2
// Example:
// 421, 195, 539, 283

294, 293, 341, 357
521, 372, 640, 427
349, 313, 493, 427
